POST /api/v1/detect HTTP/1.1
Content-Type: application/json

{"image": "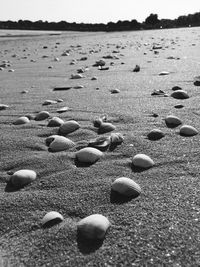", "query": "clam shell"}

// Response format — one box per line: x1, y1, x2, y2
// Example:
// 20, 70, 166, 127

165, 115, 182, 127
171, 90, 189, 99
42, 100, 57, 105
111, 177, 141, 197
159, 71, 170, 75
13, 116, 30, 125
147, 129, 165, 140
110, 89, 120, 94
71, 74, 83, 79
0, 104, 9, 110
46, 135, 75, 152
47, 117, 64, 127
35, 111, 50, 121
132, 154, 154, 169
75, 147, 103, 163
59, 120, 80, 135
10, 169, 37, 187
41, 211, 64, 226
77, 214, 110, 239
56, 106, 70, 113
98, 122, 116, 134
110, 133, 124, 145
180, 125, 198, 136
